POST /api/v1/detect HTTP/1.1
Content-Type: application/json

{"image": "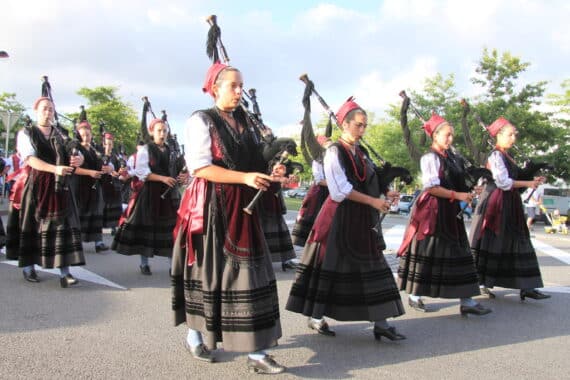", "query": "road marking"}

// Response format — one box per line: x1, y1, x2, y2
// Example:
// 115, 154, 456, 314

531, 238, 570, 265
0, 260, 128, 290
383, 224, 407, 251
